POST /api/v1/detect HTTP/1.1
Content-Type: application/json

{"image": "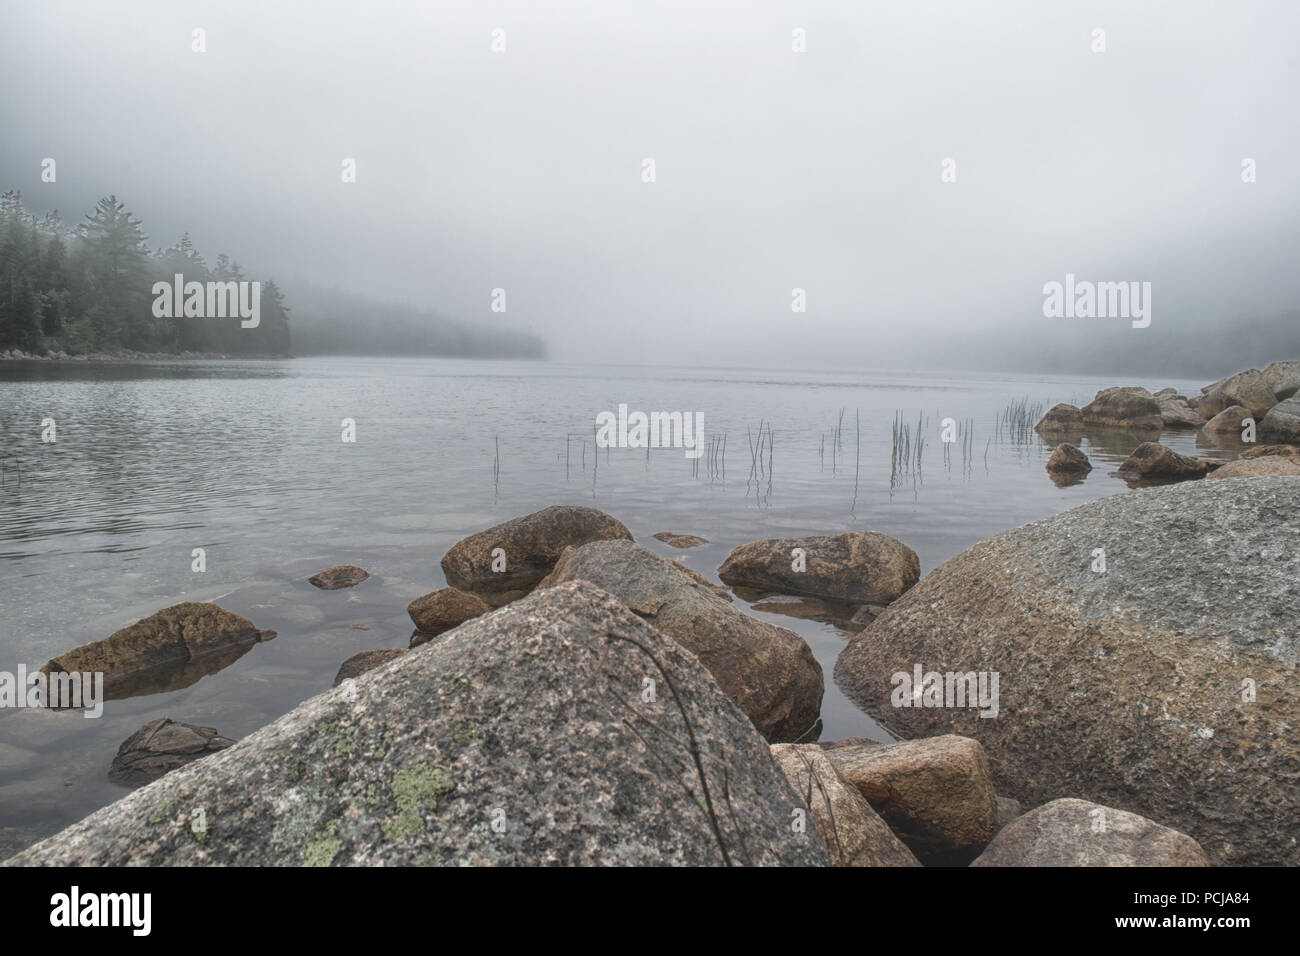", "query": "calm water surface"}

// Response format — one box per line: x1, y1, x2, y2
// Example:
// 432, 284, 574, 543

0, 358, 1239, 852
